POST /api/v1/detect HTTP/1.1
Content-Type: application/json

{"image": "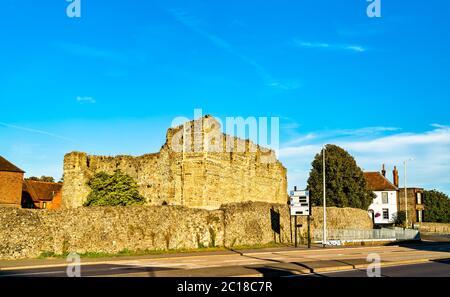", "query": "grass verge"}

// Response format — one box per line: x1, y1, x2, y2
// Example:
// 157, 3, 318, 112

37, 242, 290, 259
